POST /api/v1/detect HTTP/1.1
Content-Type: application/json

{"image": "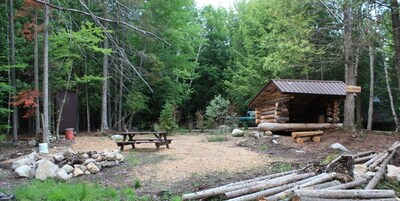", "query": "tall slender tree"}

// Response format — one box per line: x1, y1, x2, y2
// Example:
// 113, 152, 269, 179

42, 0, 50, 144
9, 0, 18, 144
